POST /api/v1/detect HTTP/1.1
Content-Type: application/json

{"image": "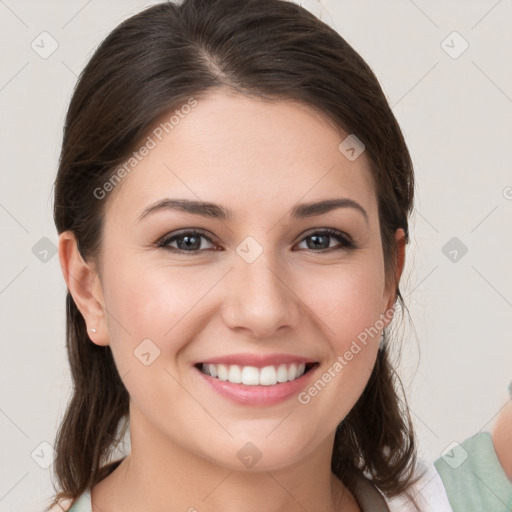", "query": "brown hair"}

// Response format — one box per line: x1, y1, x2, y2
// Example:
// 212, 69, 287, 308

49, 0, 421, 509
